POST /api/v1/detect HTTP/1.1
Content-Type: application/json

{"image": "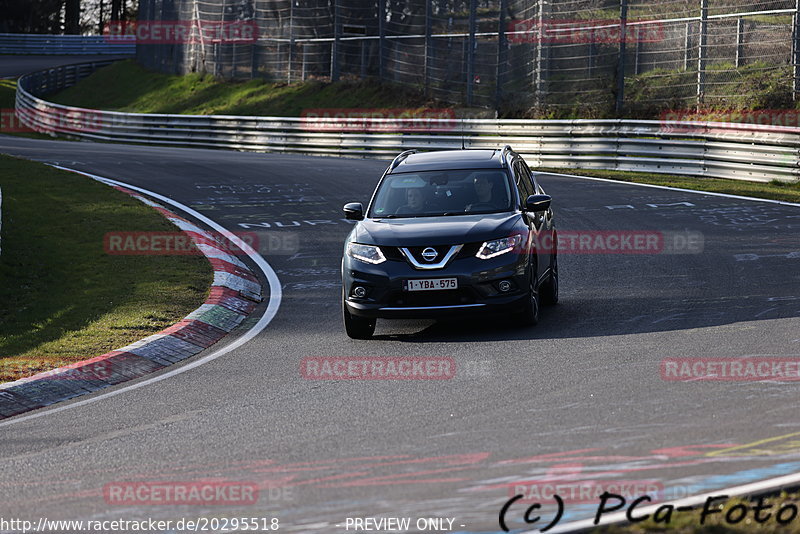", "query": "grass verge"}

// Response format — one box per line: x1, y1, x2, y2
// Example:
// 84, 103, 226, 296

48, 59, 443, 116
0, 155, 213, 382
539, 168, 800, 203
